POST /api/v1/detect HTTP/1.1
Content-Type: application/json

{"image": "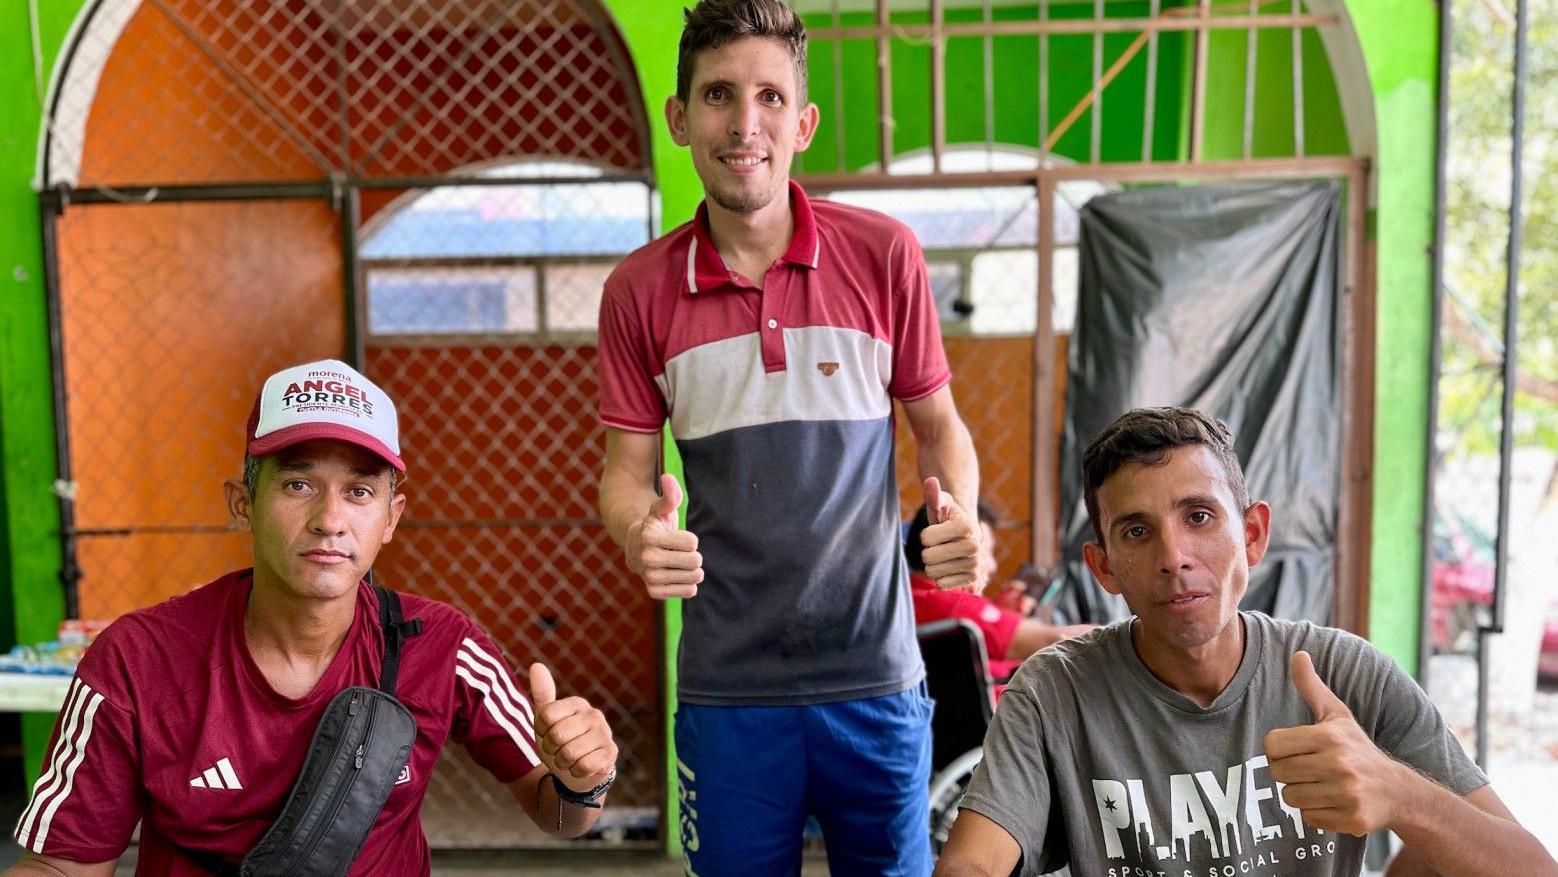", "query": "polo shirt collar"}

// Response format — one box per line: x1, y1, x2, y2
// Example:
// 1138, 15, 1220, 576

685, 179, 821, 294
